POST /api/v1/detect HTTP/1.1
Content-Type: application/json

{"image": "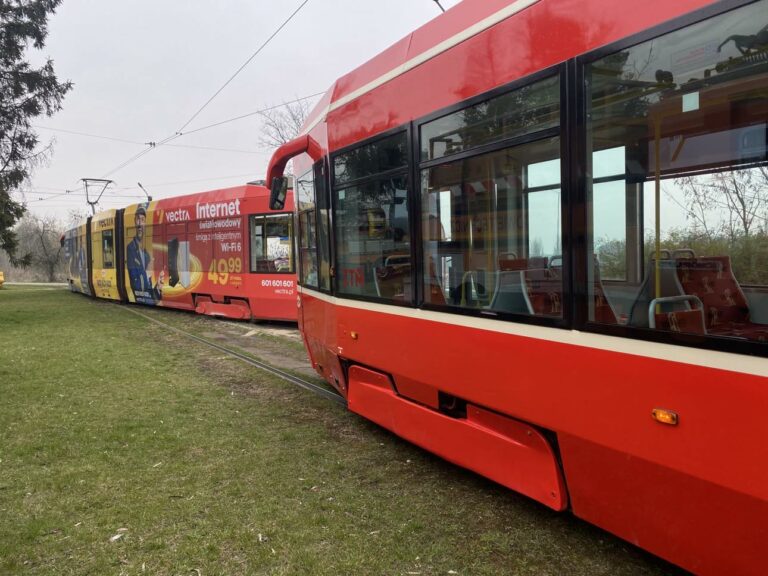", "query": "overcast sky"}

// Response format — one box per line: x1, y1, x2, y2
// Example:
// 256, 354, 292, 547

18, 0, 461, 221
